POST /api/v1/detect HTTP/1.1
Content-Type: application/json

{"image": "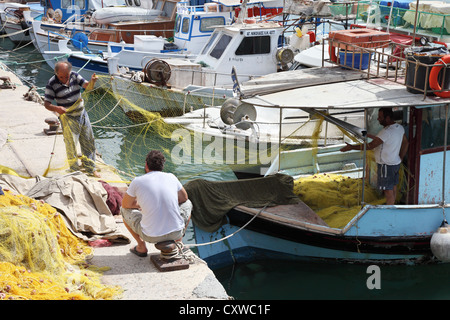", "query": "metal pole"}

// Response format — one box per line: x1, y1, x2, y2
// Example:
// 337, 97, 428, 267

442, 104, 448, 208
361, 109, 368, 208
412, 0, 420, 45
278, 108, 282, 172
